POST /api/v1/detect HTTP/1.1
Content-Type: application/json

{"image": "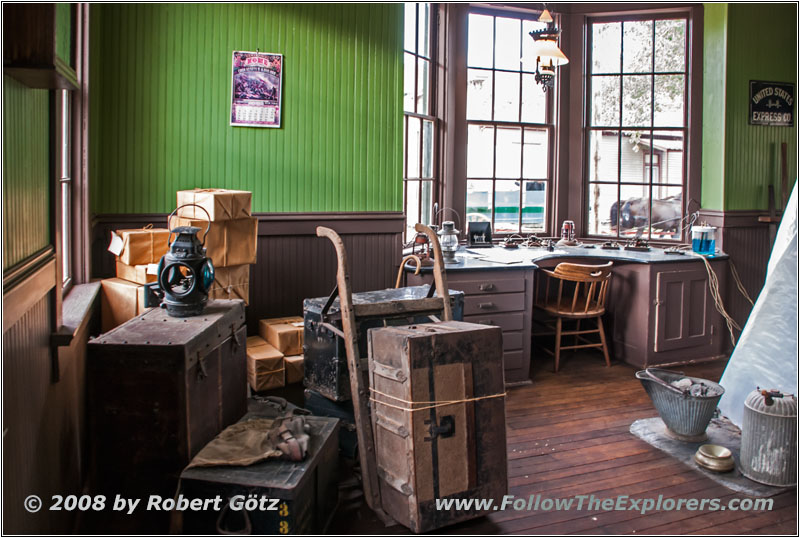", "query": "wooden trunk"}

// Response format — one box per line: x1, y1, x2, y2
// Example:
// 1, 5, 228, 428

180, 415, 340, 535
86, 300, 248, 501
367, 321, 508, 533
